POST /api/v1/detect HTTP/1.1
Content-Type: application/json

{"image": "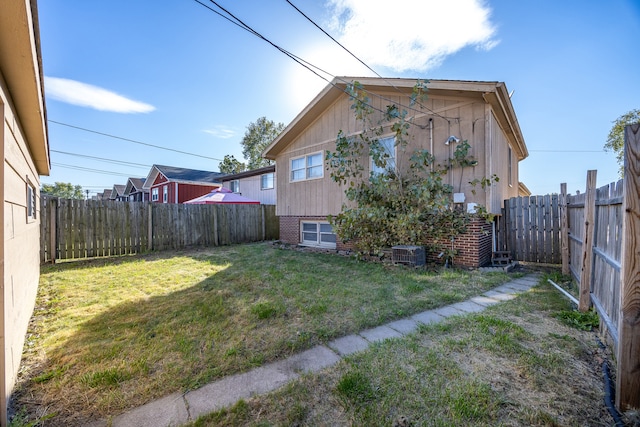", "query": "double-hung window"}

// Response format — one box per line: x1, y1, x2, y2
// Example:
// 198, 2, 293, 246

371, 136, 396, 175
301, 221, 336, 249
152, 187, 159, 201
261, 173, 274, 190
291, 152, 323, 182
163, 185, 168, 203
230, 180, 240, 193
